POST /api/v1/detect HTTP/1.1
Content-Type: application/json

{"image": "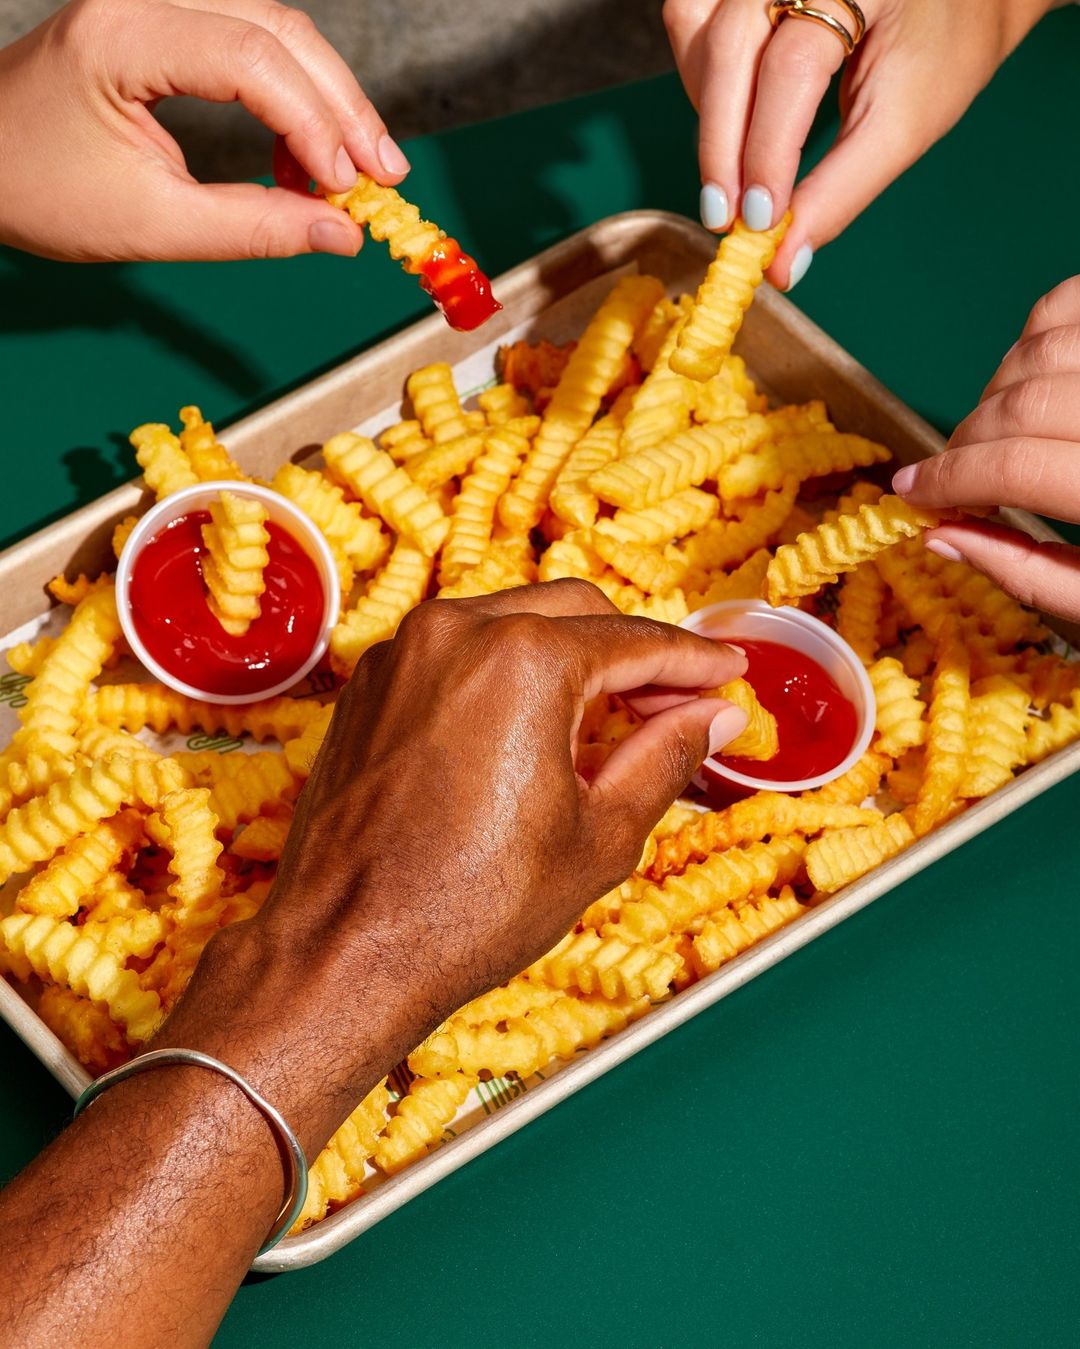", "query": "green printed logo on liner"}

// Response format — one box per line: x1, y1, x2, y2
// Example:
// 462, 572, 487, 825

186, 732, 245, 754
0, 671, 30, 709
